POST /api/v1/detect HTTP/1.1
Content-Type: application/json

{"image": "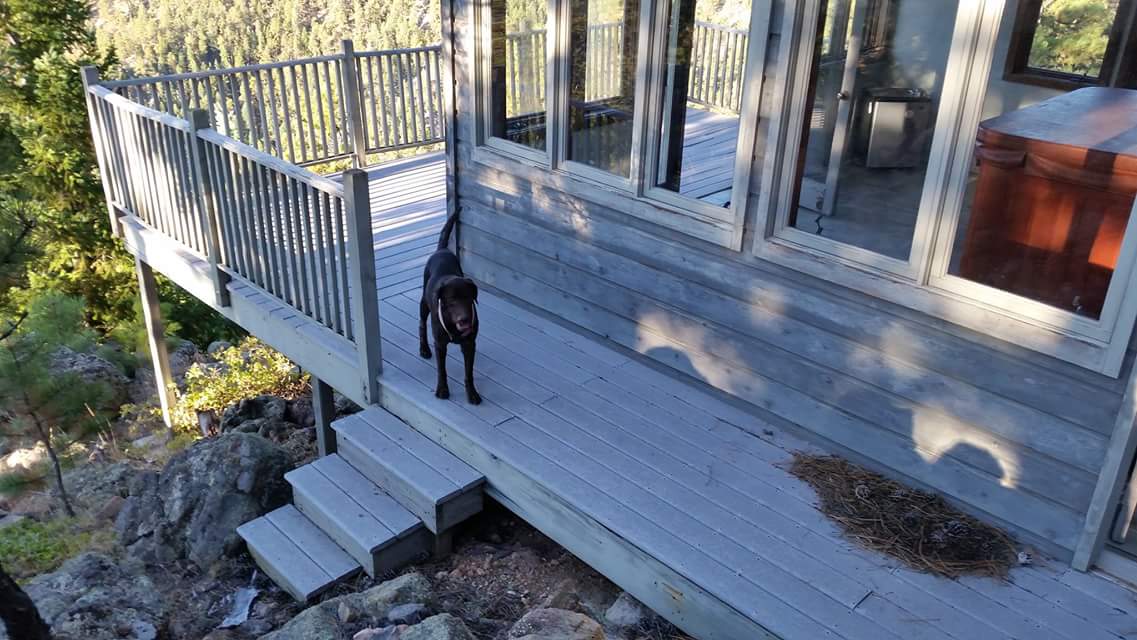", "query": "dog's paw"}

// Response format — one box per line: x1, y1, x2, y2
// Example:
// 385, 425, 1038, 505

434, 385, 450, 399
466, 388, 482, 405
420, 345, 432, 359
